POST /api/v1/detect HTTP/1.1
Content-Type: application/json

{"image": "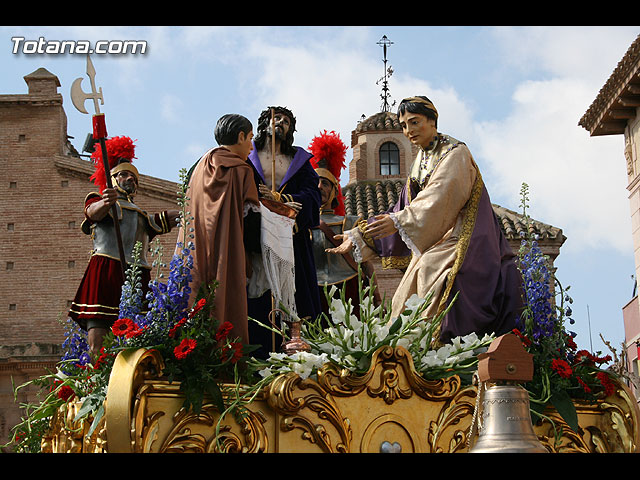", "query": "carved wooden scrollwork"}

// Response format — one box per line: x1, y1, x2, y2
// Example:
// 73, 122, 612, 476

154, 402, 268, 453
41, 346, 640, 453
266, 372, 352, 453
41, 400, 107, 453
317, 346, 463, 403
